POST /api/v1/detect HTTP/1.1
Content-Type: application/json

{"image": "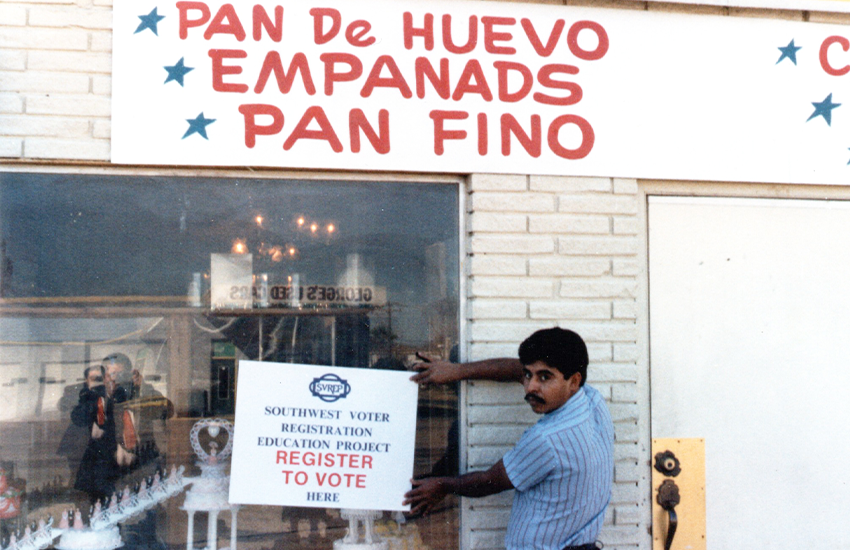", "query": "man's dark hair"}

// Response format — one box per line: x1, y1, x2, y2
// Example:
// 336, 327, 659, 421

84, 364, 105, 380
518, 327, 588, 386
102, 353, 133, 384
